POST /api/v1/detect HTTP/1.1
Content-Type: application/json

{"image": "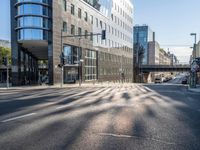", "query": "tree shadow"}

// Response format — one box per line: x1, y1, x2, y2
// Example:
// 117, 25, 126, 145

121, 92, 131, 102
